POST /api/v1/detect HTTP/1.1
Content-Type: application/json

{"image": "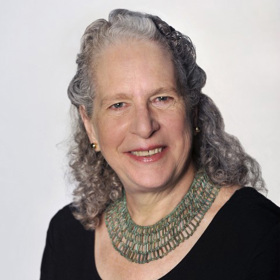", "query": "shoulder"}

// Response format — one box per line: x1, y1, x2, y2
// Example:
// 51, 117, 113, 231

49, 204, 76, 224
230, 187, 280, 223
44, 204, 94, 261
41, 206, 96, 279
217, 187, 280, 242
228, 188, 280, 278
49, 204, 77, 228
47, 204, 93, 241
202, 187, 280, 278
